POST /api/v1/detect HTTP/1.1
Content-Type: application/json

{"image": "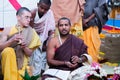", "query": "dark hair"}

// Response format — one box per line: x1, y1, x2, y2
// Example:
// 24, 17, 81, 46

57, 17, 71, 26
38, 0, 51, 6
16, 7, 31, 16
